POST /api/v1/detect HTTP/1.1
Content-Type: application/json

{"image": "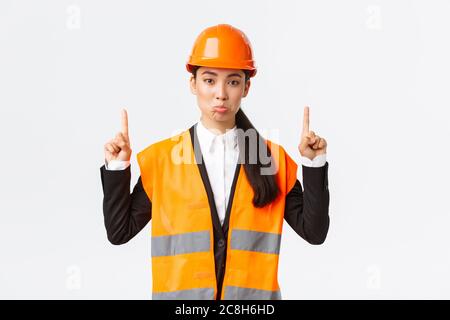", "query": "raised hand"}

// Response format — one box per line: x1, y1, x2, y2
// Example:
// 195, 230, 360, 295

104, 109, 132, 164
298, 106, 327, 161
